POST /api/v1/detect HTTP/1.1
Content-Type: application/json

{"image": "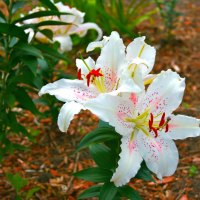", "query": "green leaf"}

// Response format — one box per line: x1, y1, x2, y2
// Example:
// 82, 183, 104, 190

39, 29, 53, 40
13, 10, 70, 24
14, 86, 38, 115
35, 44, 67, 60
78, 185, 101, 199
0, 23, 27, 40
26, 187, 40, 200
98, 120, 111, 128
135, 162, 154, 181
14, 43, 43, 58
99, 182, 118, 200
6, 173, 28, 194
76, 127, 119, 152
16, 195, 22, 200
9, 37, 18, 48
21, 56, 38, 76
4, 92, 16, 108
119, 185, 142, 200
129, 8, 158, 28
0, 10, 6, 22
4, 0, 10, 6
22, 21, 71, 30
89, 144, 117, 169
12, 1, 25, 14
40, 0, 58, 11
74, 167, 112, 183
